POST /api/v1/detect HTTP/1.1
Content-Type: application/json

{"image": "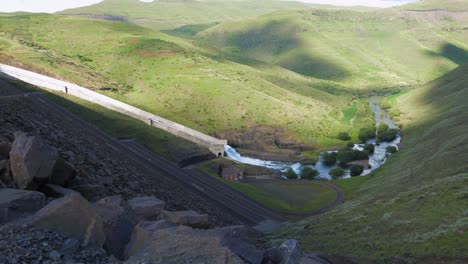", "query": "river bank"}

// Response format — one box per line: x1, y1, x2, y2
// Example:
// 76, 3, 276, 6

225, 97, 401, 179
